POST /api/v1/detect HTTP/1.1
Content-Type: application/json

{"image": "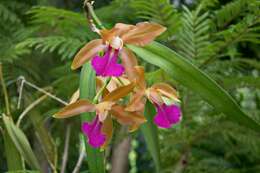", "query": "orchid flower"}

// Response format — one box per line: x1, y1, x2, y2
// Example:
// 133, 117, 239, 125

54, 83, 146, 148
125, 66, 182, 128
71, 22, 166, 77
